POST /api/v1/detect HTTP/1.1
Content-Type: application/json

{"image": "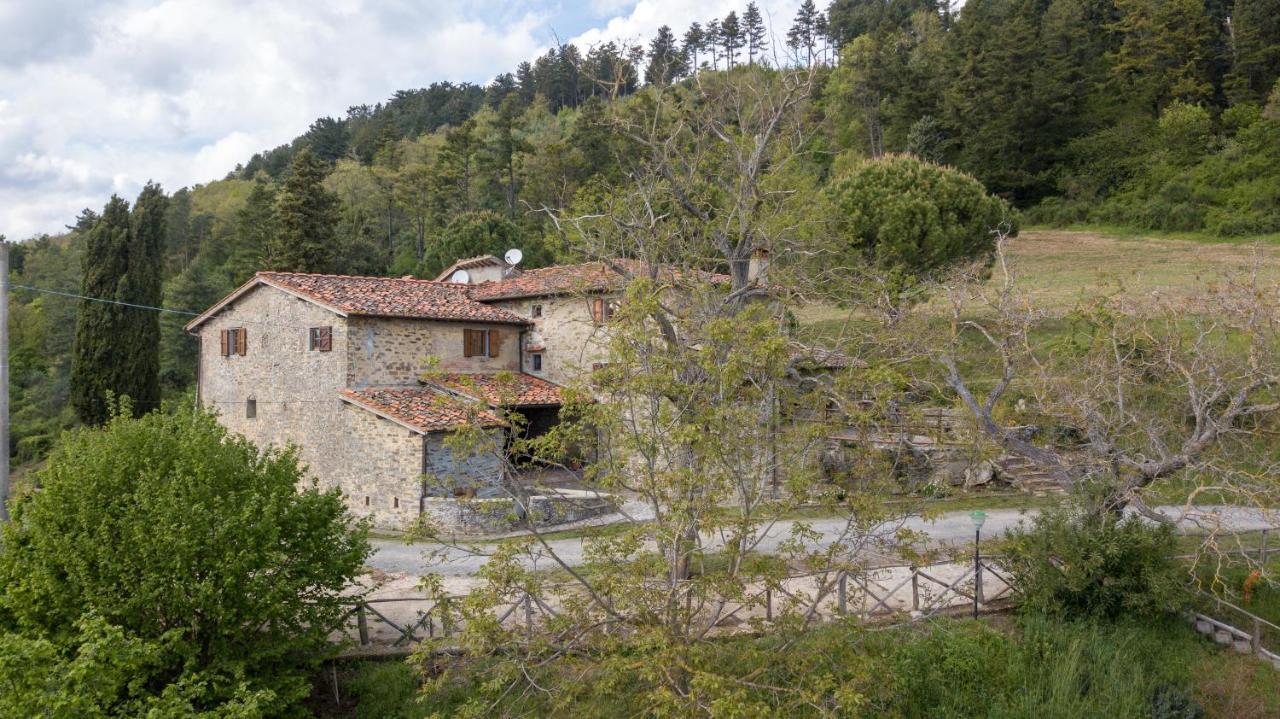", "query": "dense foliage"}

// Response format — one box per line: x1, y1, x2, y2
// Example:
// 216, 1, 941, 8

1001, 508, 1188, 620
69, 186, 165, 426
826, 154, 1013, 303
330, 615, 1273, 717
0, 405, 370, 715
9, 0, 1280, 465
